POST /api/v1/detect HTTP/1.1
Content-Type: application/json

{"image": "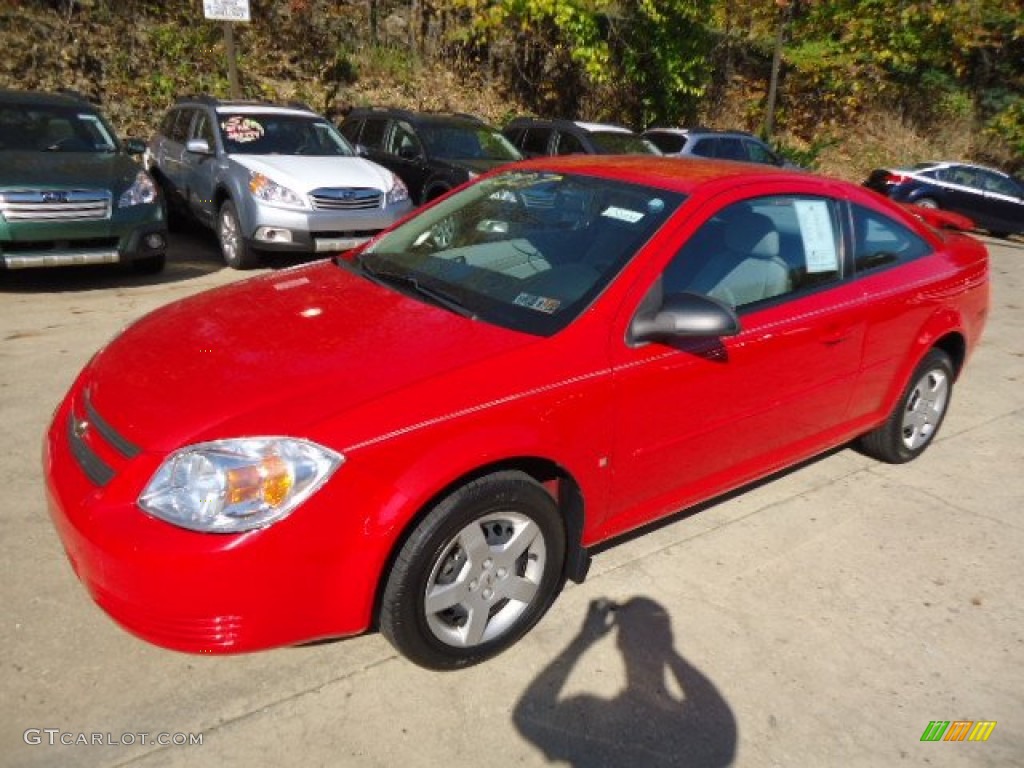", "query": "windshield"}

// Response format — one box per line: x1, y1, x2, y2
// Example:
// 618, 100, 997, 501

418, 124, 522, 162
218, 112, 354, 156
590, 132, 661, 155
358, 170, 686, 336
0, 103, 118, 152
